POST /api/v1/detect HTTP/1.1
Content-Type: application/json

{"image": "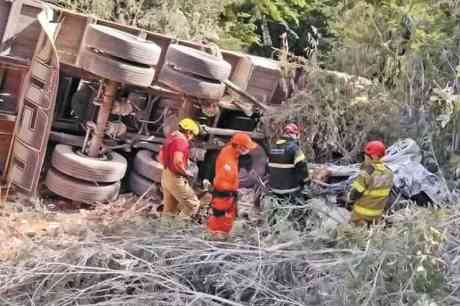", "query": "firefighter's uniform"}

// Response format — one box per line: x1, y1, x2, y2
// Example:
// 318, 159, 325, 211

207, 133, 257, 237
268, 137, 308, 195
348, 159, 394, 224
159, 119, 201, 219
